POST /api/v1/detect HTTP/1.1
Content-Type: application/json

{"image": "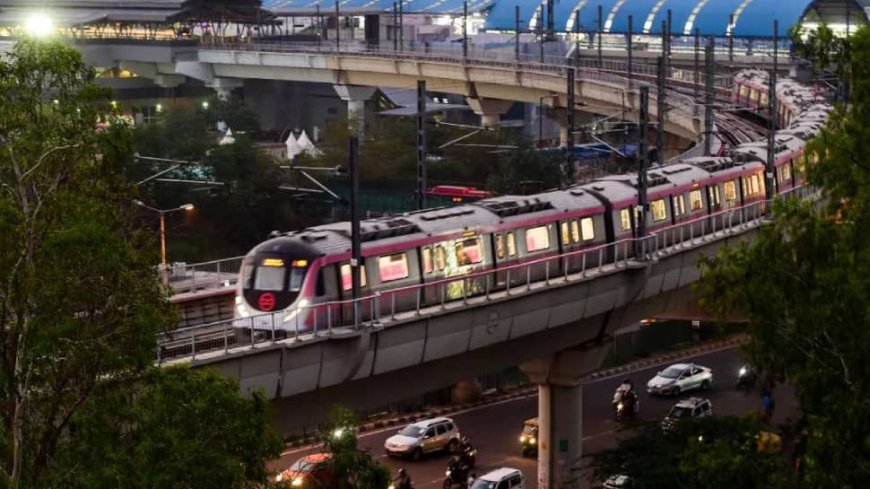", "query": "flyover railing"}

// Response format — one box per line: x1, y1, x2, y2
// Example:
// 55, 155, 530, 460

200, 40, 728, 94
167, 256, 244, 295
156, 185, 816, 362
